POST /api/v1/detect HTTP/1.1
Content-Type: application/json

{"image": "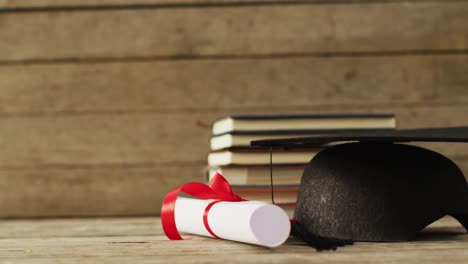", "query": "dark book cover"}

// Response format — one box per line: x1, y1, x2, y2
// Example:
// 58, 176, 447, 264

212, 127, 395, 137
213, 113, 395, 123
